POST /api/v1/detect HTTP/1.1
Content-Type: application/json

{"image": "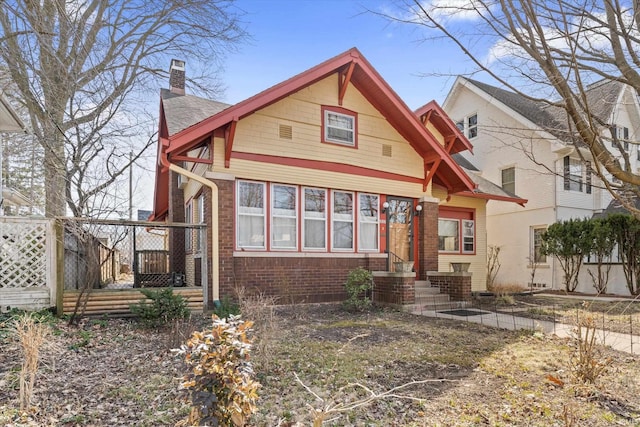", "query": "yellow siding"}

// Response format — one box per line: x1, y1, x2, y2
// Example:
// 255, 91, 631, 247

229, 75, 424, 179
426, 123, 445, 146
433, 188, 488, 291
